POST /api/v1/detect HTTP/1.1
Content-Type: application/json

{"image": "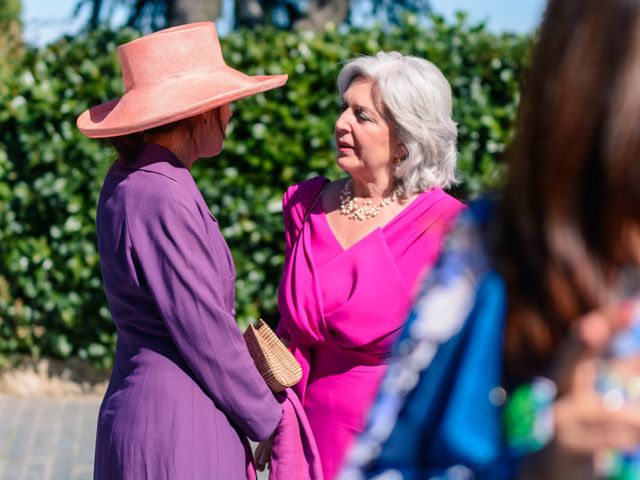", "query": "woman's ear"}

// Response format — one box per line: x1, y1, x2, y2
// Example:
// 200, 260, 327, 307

198, 111, 212, 126
395, 143, 408, 162
186, 112, 209, 133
